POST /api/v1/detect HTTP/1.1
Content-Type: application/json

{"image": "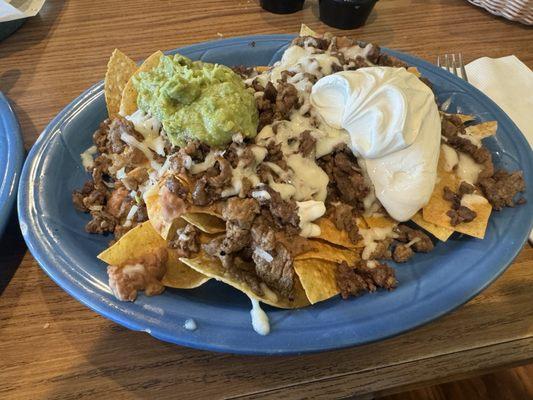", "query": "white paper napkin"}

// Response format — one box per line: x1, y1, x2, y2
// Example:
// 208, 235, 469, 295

0, 0, 45, 23
465, 56, 533, 243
